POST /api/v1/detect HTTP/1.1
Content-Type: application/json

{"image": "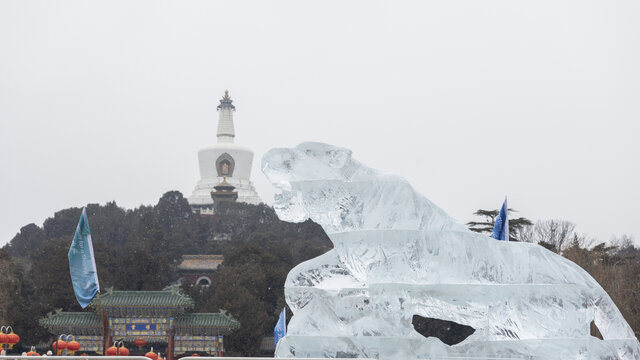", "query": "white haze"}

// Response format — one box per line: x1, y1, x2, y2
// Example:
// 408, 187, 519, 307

0, 1, 639, 246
